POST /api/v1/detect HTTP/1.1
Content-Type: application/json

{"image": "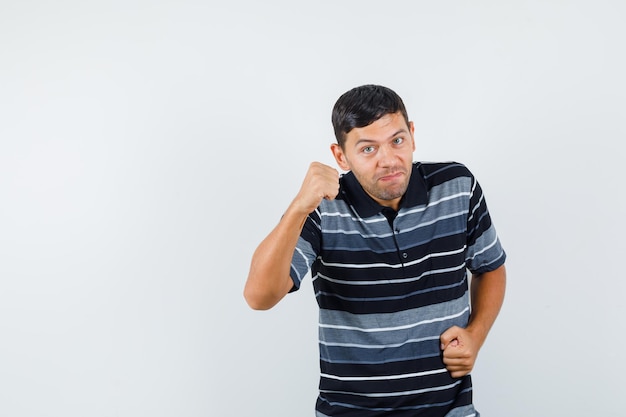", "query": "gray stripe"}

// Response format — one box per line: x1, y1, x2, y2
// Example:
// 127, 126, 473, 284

319, 294, 470, 348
